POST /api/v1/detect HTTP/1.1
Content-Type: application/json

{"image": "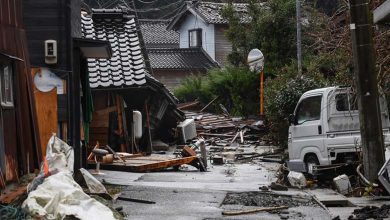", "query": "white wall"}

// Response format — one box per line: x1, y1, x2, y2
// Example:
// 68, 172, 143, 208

178, 13, 215, 60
